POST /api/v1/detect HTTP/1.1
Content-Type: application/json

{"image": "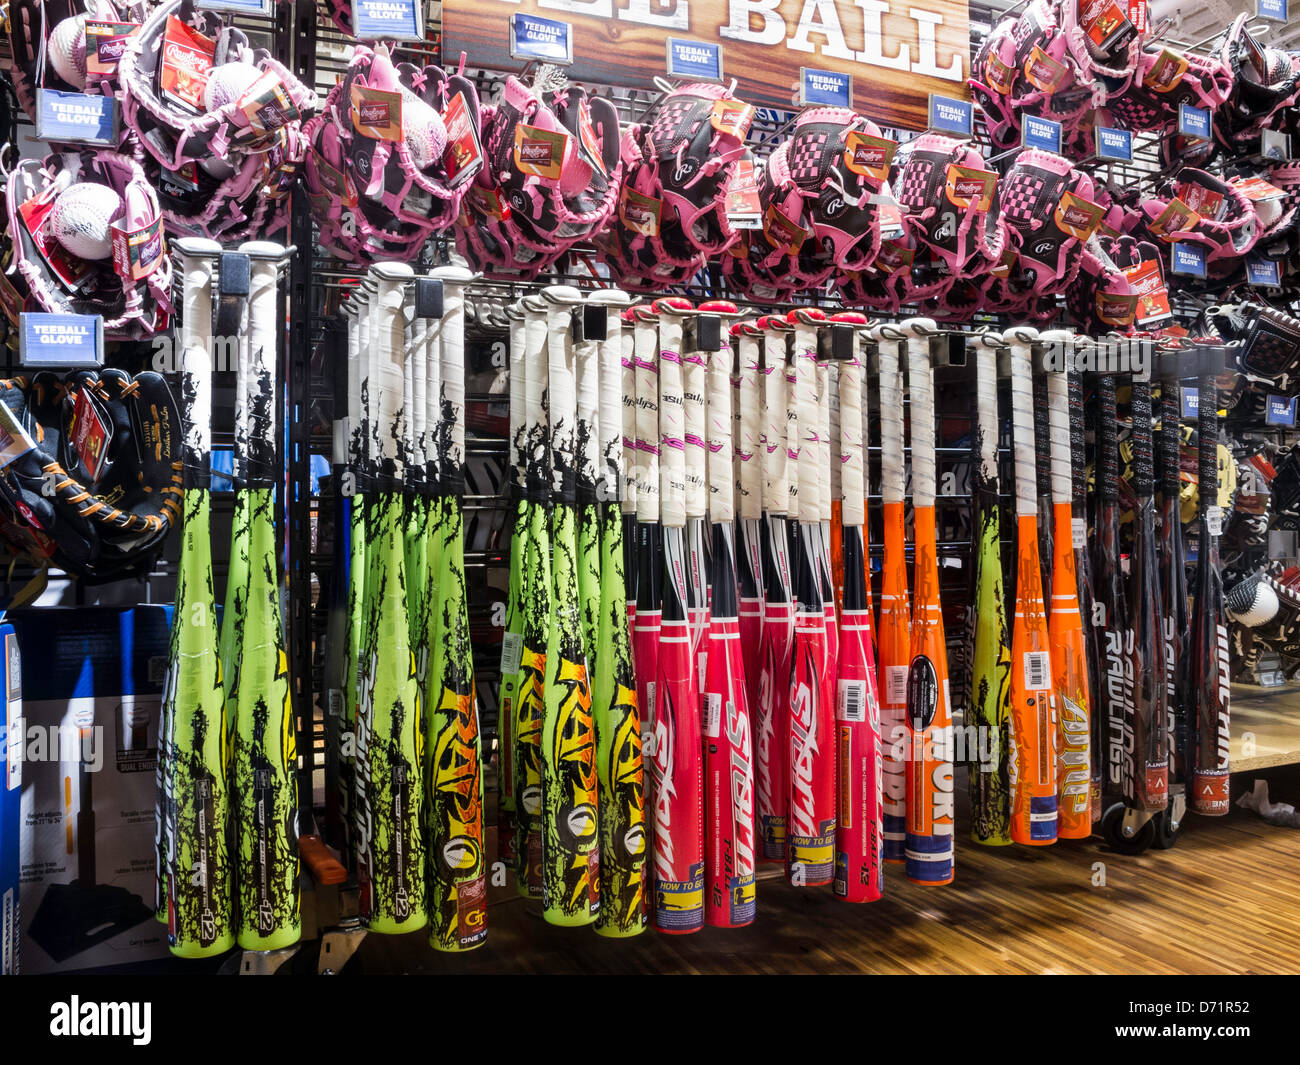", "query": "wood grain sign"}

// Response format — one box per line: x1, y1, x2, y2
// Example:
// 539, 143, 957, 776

442, 0, 971, 132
